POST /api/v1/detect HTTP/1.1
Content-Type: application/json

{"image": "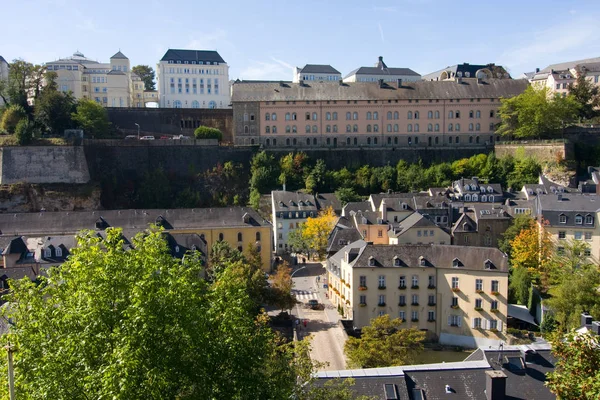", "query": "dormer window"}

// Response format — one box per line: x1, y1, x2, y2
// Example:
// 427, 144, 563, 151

575, 214, 583, 225
463, 222, 470, 231
586, 214, 594, 225
465, 194, 471, 202
452, 258, 462, 268
465, 184, 471, 191
559, 214, 567, 224
484, 259, 494, 270
279, 201, 284, 207
175, 245, 180, 253
487, 186, 493, 193
419, 256, 426, 267
44, 248, 51, 258
394, 256, 401, 266
369, 256, 375, 266
242, 213, 250, 224
56, 247, 63, 257
401, 202, 408, 210
480, 187, 485, 193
